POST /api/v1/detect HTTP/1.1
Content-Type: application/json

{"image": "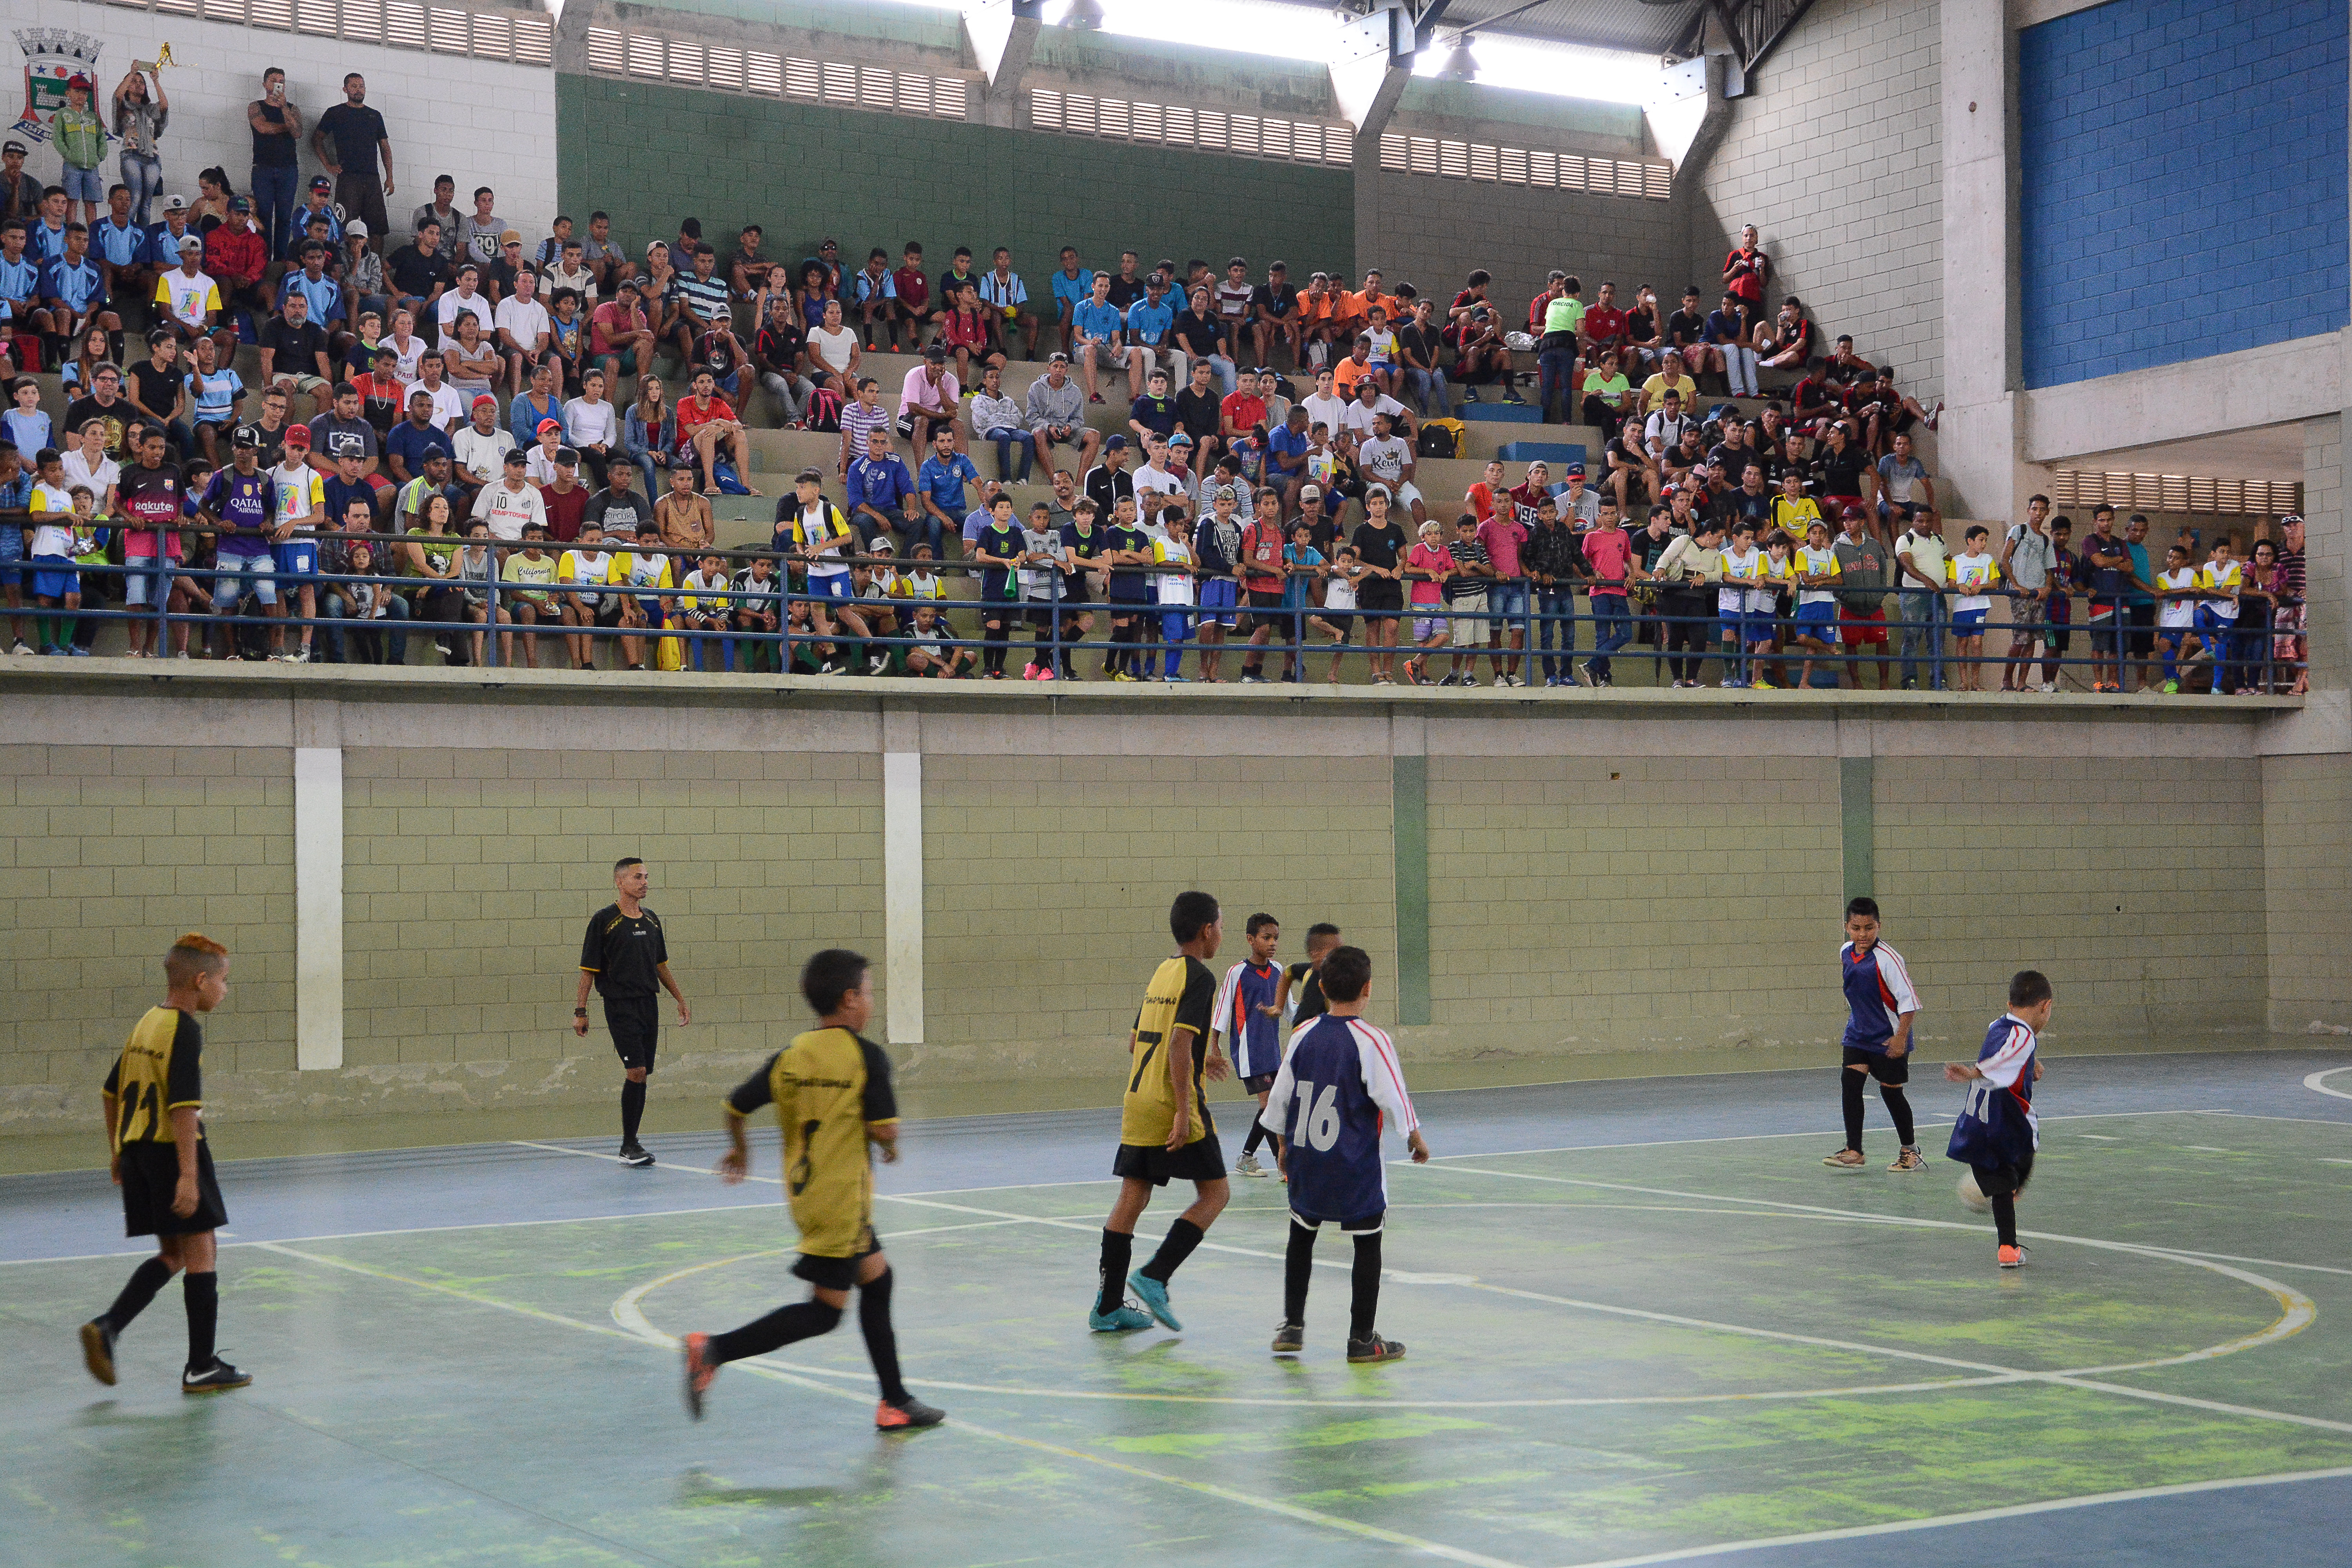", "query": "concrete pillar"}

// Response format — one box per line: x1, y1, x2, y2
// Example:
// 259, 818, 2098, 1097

1938, 0, 2029, 523
883, 749, 926, 1047
293, 746, 345, 1071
